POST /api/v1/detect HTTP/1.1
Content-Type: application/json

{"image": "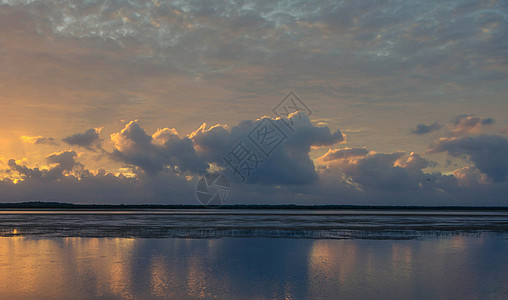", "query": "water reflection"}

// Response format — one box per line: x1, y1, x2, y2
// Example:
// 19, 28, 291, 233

0, 236, 507, 299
